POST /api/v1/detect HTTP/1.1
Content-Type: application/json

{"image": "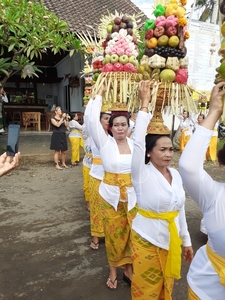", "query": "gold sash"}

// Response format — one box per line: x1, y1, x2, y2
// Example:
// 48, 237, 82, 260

85, 153, 93, 158
103, 171, 132, 200
137, 207, 182, 279
206, 242, 225, 286
92, 157, 102, 165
